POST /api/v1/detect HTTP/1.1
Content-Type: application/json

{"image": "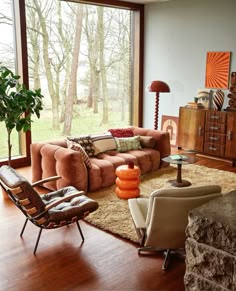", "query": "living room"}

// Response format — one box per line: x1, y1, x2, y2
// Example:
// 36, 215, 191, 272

0, 0, 235, 290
